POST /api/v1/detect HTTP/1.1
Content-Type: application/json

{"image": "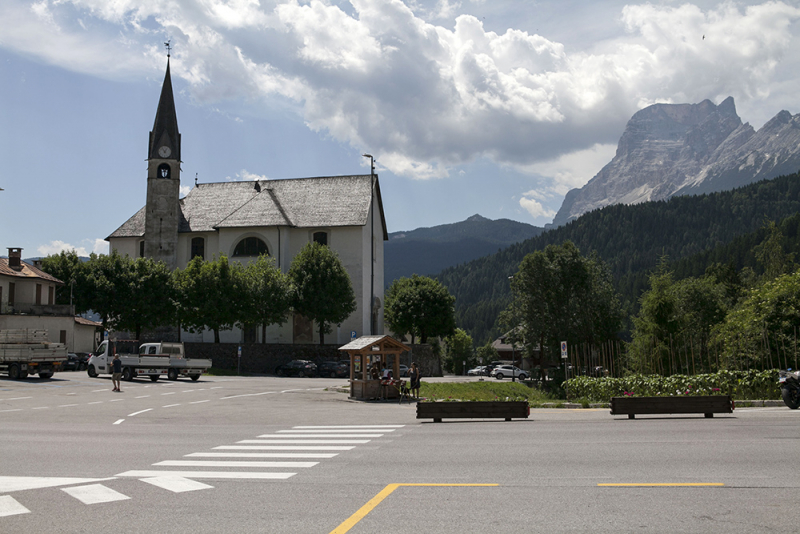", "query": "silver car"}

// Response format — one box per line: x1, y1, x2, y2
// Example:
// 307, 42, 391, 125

491, 365, 527, 380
